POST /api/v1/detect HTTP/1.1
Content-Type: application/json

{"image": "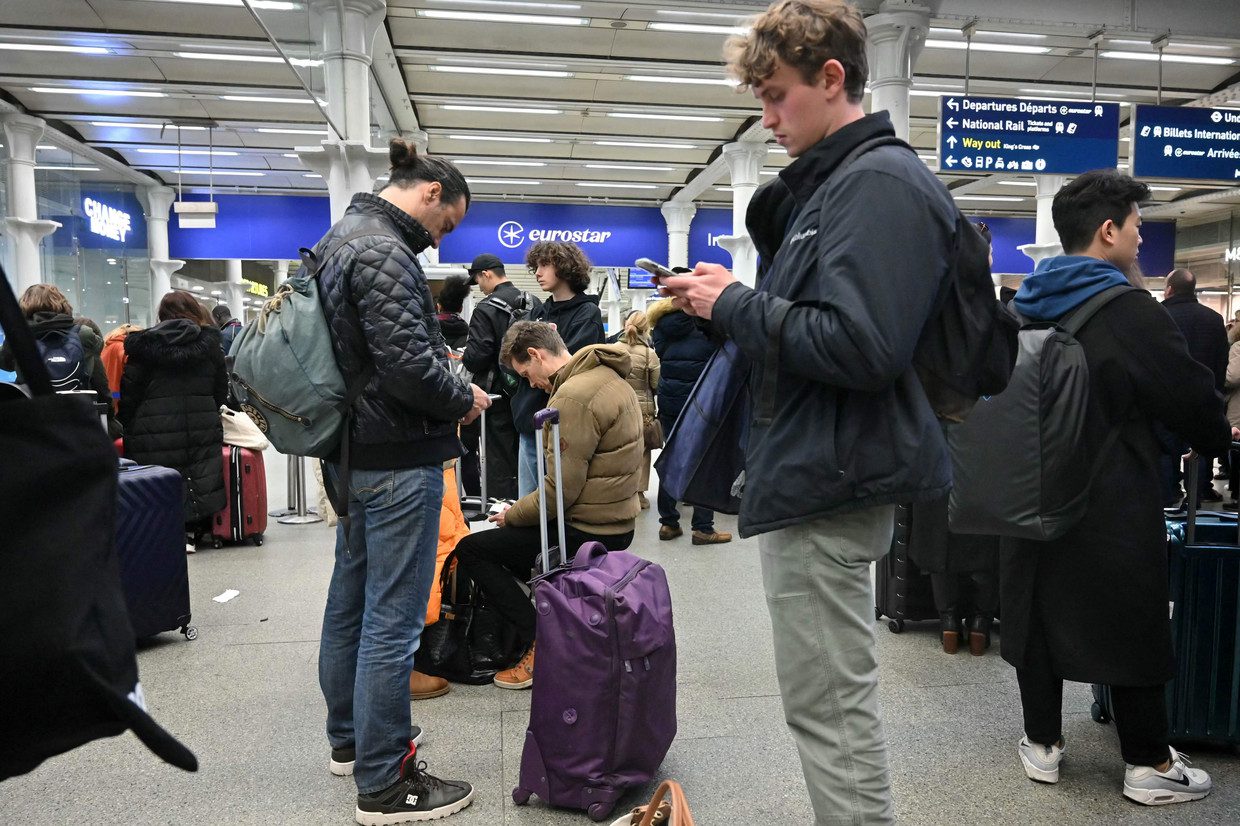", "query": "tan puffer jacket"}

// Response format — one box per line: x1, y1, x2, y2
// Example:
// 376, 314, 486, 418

622, 339, 659, 420
505, 344, 643, 535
